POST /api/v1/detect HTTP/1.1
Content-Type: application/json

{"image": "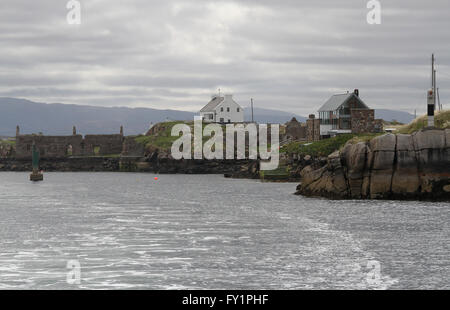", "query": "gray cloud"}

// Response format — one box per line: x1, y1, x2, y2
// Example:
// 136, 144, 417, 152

0, 0, 449, 116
